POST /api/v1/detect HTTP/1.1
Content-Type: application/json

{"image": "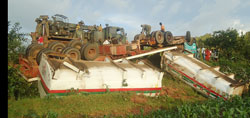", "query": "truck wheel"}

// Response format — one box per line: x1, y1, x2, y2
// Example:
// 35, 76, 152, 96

26, 44, 44, 60
185, 31, 191, 42
67, 40, 83, 50
80, 44, 86, 59
81, 43, 99, 60
155, 31, 164, 44
61, 46, 72, 54
164, 31, 173, 44
62, 47, 81, 60
48, 41, 66, 52
47, 41, 57, 49
36, 48, 55, 64
25, 43, 39, 58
